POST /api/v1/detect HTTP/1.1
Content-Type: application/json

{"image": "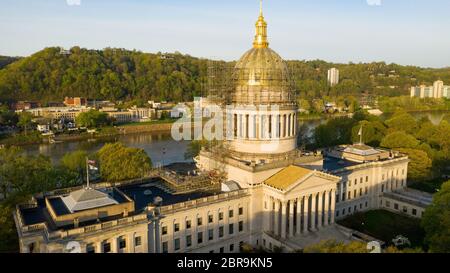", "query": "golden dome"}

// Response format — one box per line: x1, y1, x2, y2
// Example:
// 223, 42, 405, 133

231, 1, 294, 105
